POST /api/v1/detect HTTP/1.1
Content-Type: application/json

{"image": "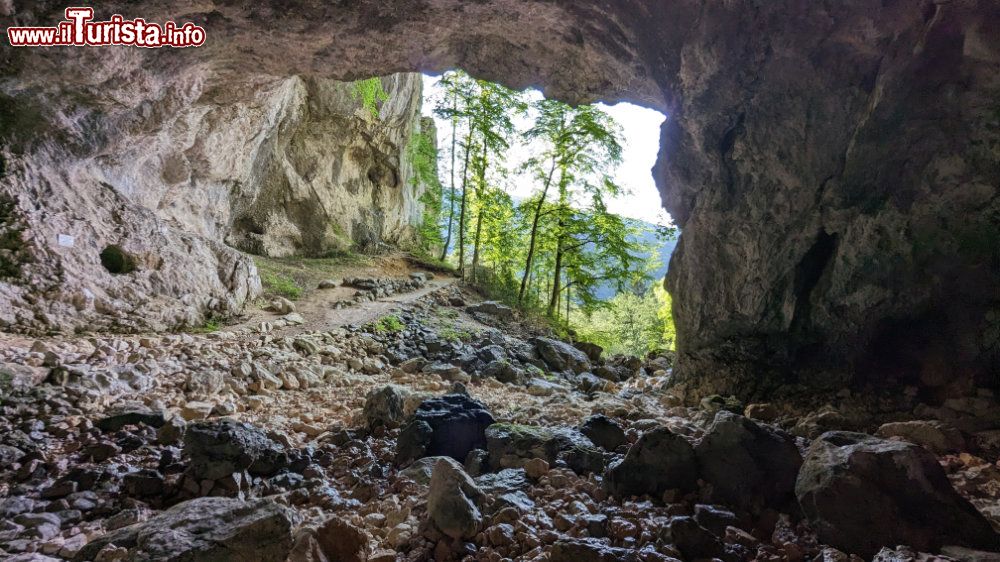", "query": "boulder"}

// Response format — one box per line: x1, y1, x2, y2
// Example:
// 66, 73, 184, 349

795, 431, 1000, 557
287, 516, 369, 562
427, 457, 485, 540
183, 420, 287, 481
486, 423, 606, 474
394, 394, 494, 466
875, 420, 966, 455
694, 411, 802, 514
604, 427, 698, 498
574, 341, 604, 362
579, 414, 627, 451
74, 497, 295, 561
660, 516, 726, 560
362, 385, 407, 429
466, 301, 514, 321
533, 337, 591, 374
